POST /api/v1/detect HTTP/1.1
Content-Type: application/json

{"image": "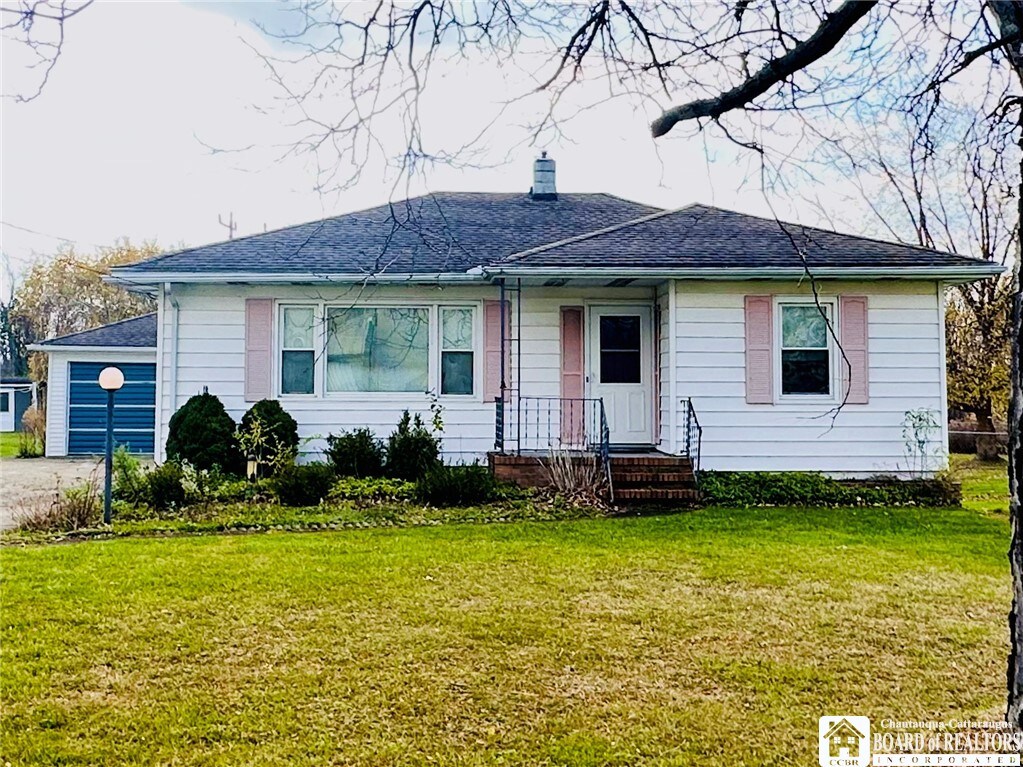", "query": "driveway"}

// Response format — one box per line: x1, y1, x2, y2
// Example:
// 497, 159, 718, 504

0, 457, 105, 530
